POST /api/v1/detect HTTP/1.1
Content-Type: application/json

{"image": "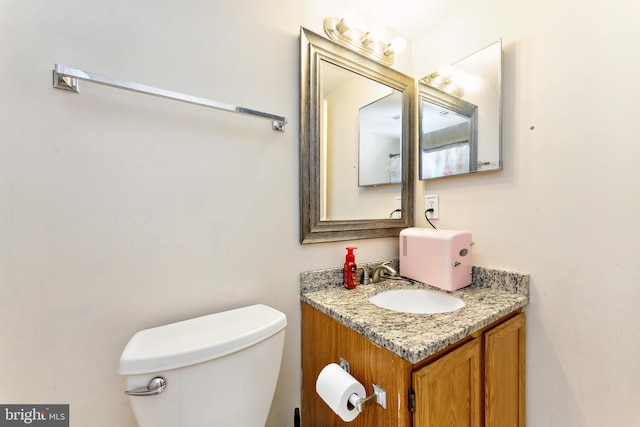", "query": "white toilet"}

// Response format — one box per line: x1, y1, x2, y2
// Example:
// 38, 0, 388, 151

119, 304, 287, 427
